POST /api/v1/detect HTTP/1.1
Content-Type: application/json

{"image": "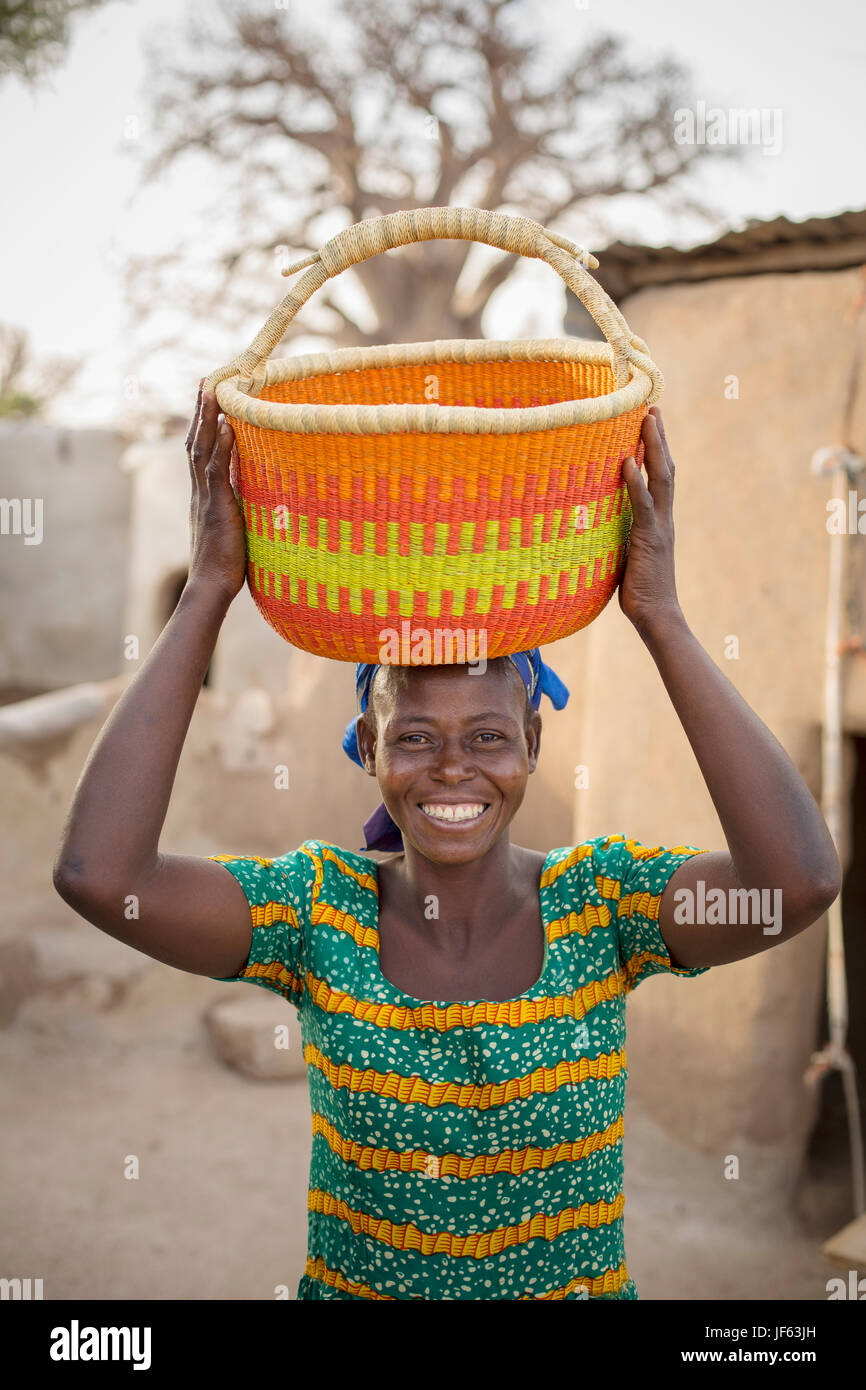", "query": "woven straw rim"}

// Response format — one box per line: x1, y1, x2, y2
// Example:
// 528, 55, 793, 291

215, 336, 659, 436
204, 207, 664, 418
